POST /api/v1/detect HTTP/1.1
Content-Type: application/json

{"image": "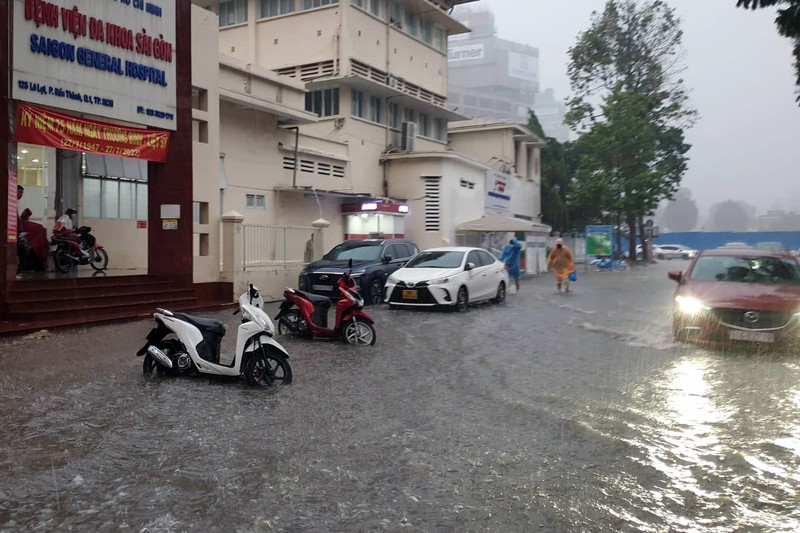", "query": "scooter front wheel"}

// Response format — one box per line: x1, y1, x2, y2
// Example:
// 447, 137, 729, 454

342, 317, 376, 346
245, 347, 293, 387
